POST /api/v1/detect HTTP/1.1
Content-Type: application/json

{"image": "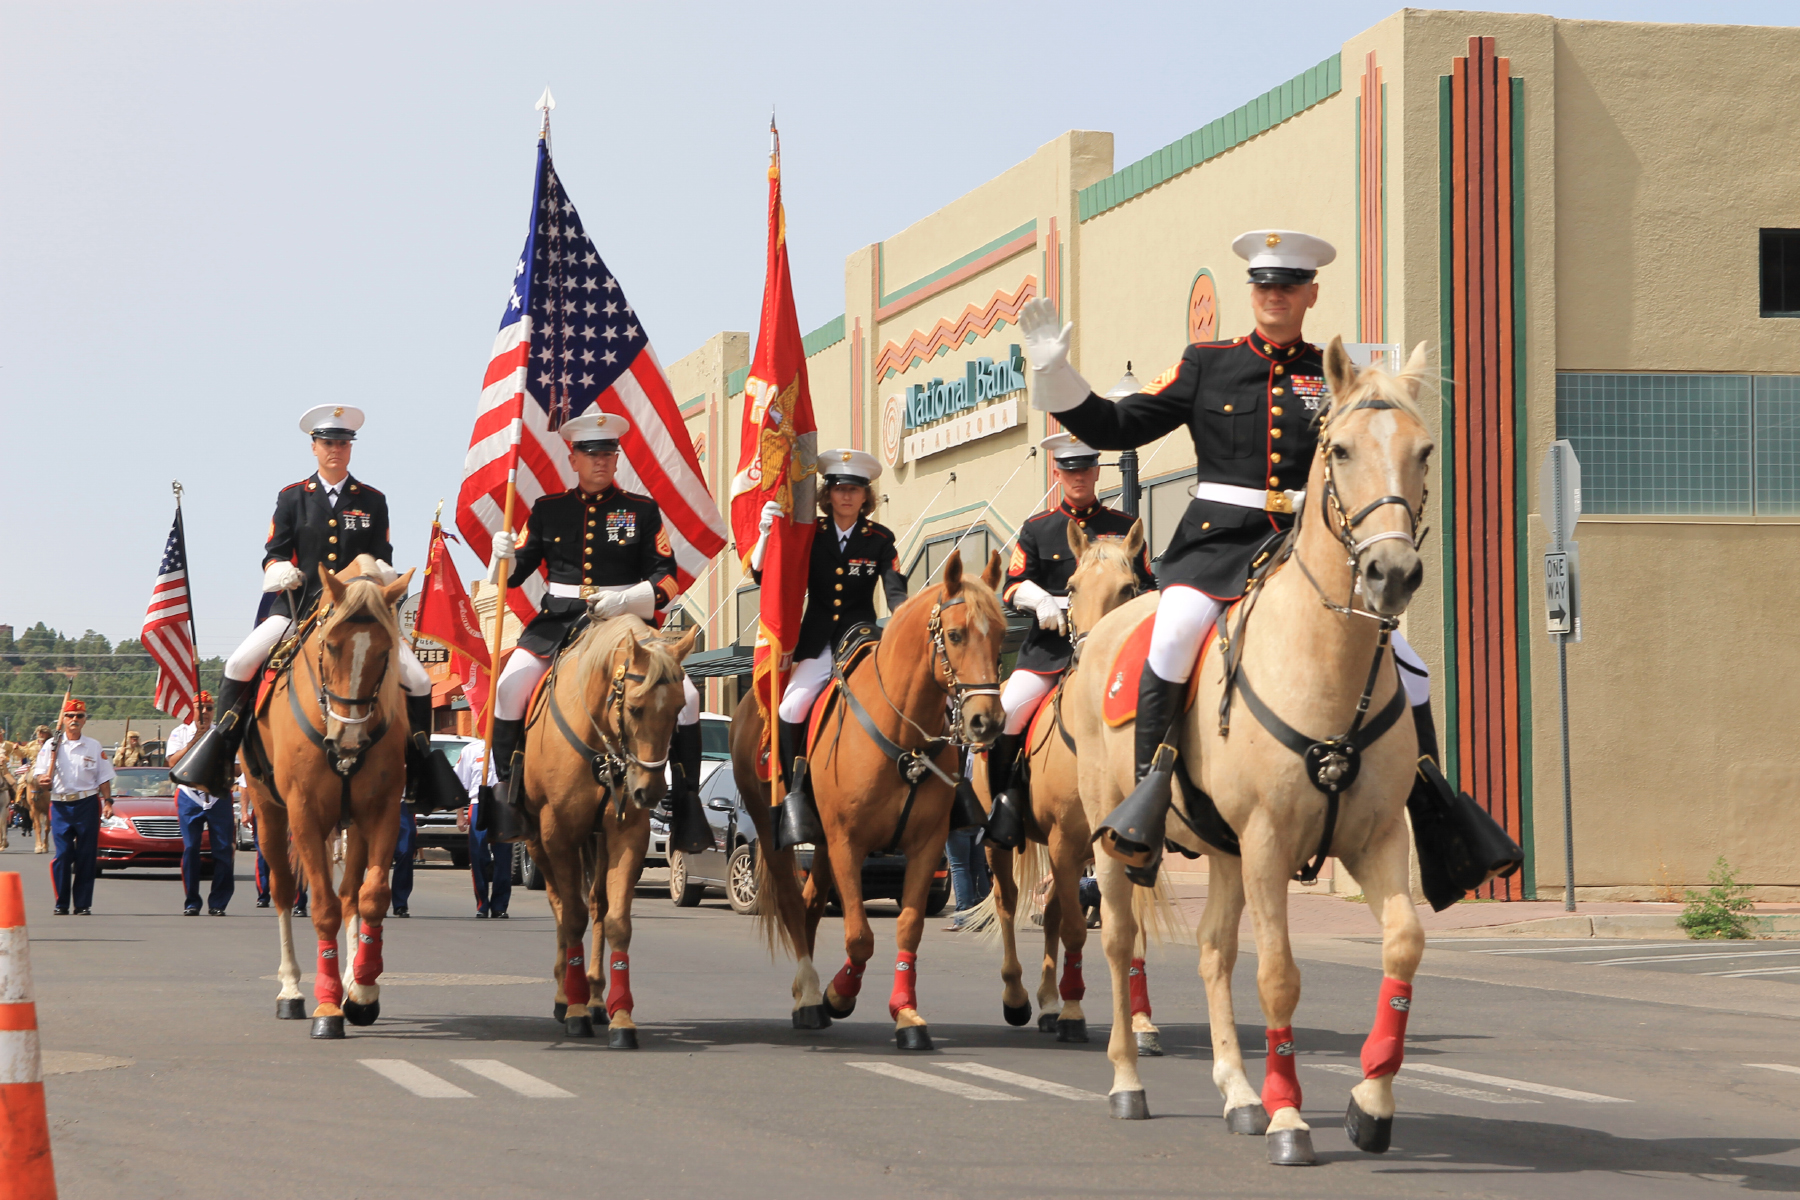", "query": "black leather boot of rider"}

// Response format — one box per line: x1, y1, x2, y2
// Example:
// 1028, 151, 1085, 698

1094, 664, 1185, 886
980, 731, 1027, 849
775, 718, 824, 851
666, 721, 713, 855
404, 695, 465, 813
485, 718, 529, 843
171, 676, 253, 798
